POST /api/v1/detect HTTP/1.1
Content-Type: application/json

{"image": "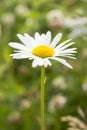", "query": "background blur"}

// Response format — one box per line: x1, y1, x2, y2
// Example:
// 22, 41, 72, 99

0, 0, 87, 130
